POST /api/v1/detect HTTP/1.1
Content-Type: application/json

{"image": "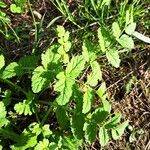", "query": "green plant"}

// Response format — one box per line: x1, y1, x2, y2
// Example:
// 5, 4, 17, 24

0, 25, 129, 149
